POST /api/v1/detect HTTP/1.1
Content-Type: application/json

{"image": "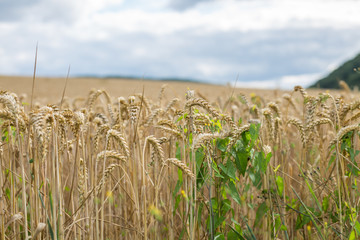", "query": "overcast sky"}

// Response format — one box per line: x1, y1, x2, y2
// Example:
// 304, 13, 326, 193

1, 0, 360, 89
